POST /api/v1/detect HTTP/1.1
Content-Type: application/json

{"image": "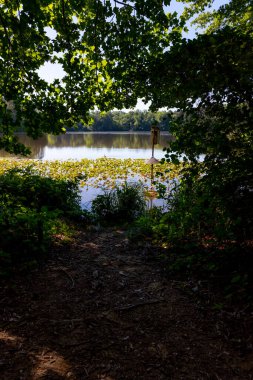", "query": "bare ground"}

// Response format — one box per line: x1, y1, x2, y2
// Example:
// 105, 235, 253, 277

0, 227, 252, 380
